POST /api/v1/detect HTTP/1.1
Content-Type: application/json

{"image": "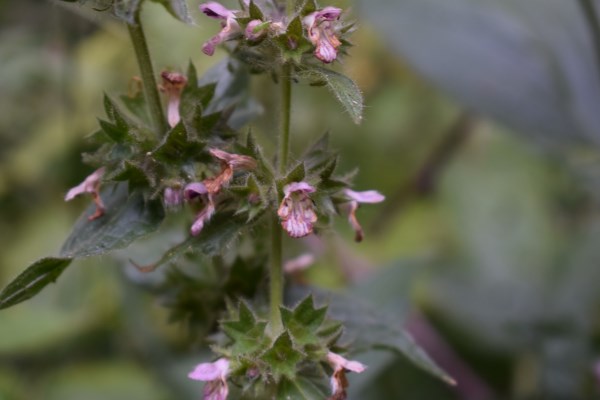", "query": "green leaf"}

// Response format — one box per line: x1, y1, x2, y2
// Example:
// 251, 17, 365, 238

248, 0, 264, 20
284, 162, 306, 184
103, 95, 130, 130
152, 122, 206, 163
60, 184, 165, 258
297, 65, 364, 124
199, 58, 262, 130
281, 296, 328, 345
134, 213, 248, 272
150, 0, 191, 23
292, 286, 455, 386
120, 92, 150, 127
98, 119, 127, 143
331, 293, 455, 385
299, 0, 318, 15
221, 301, 268, 354
106, 159, 155, 189
0, 258, 72, 310
356, 0, 600, 143
260, 331, 305, 382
